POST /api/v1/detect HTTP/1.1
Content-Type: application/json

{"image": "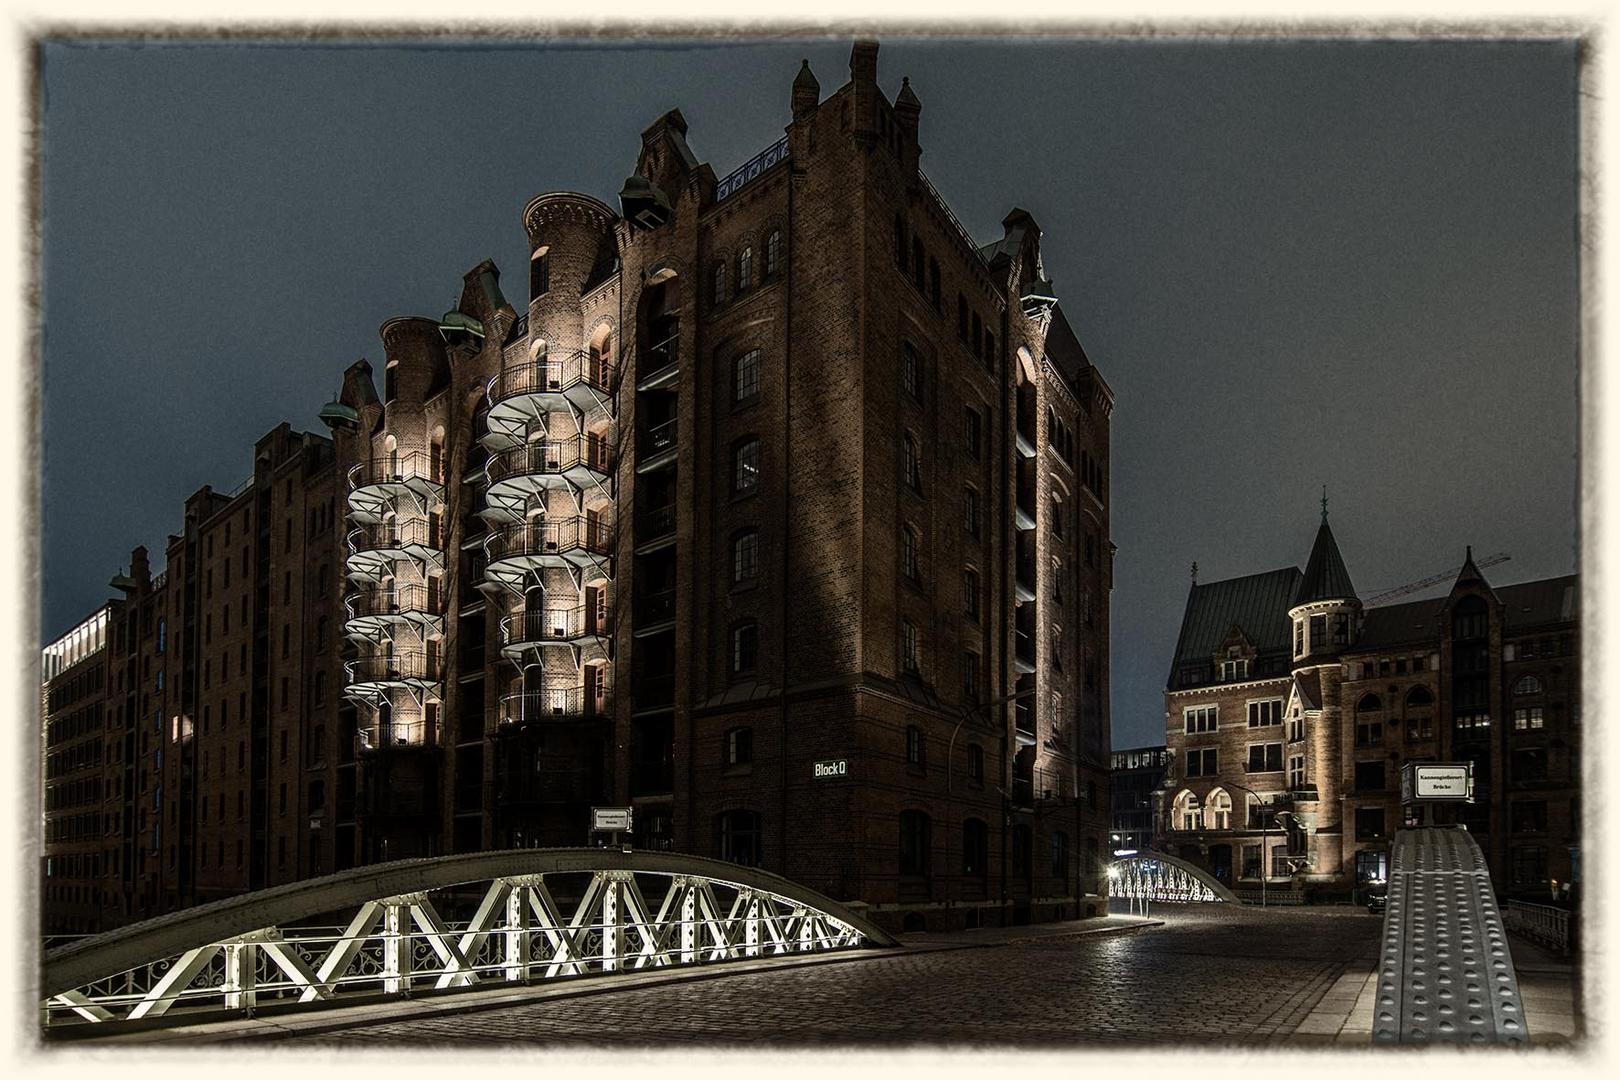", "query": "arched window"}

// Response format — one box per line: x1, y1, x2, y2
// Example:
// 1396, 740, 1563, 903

1405, 686, 1434, 708
737, 247, 754, 292
900, 619, 921, 675
962, 818, 988, 877
765, 229, 781, 277
1514, 675, 1543, 696
732, 438, 760, 495
715, 809, 762, 866
1357, 693, 1383, 713
712, 260, 728, 306
901, 526, 920, 582
1206, 788, 1232, 831
899, 810, 931, 876
1173, 789, 1200, 831
730, 621, 758, 676
731, 530, 759, 584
